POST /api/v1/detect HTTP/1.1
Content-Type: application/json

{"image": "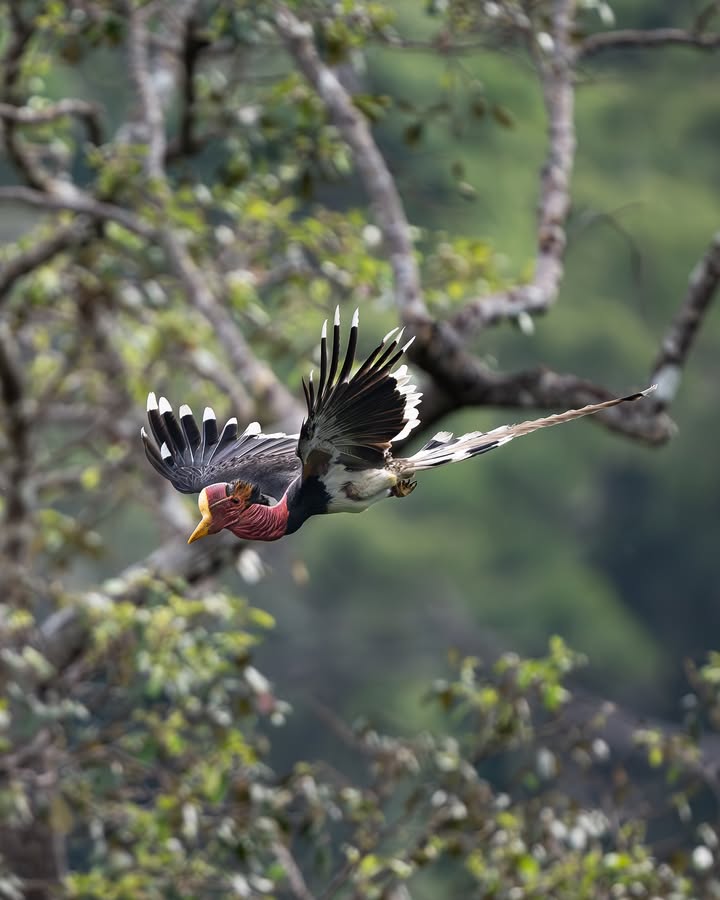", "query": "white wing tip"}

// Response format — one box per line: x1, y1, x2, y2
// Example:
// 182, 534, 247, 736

179, 404, 192, 418
382, 326, 399, 344
203, 406, 215, 422
321, 319, 327, 339
243, 421, 261, 436
146, 392, 158, 411
351, 307, 359, 327
392, 416, 422, 443
334, 305, 340, 326
401, 336, 415, 354
160, 442, 171, 460
643, 384, 658, 396
140, 426, 147, 438
158, 396, 172, 415
226, 417, 238, 427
